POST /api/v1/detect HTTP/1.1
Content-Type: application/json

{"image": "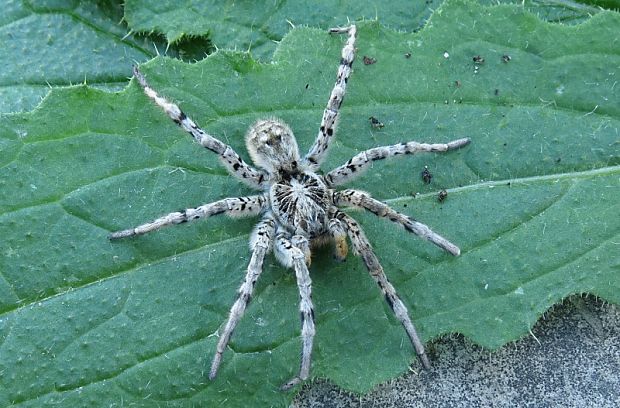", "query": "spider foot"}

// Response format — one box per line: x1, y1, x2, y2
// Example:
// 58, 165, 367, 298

447, 137, 471, 150
280, 375, 303, 391
108, 229, 136, 240
132, 65, 148, 89
328, 26, 354, 34
209, 352, 223, 381
418, 351, 431, 370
